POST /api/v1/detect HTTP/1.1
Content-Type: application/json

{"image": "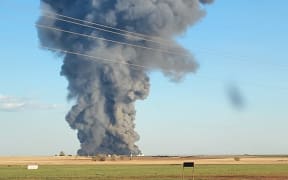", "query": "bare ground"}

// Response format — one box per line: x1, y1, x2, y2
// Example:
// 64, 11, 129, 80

0, 155, 288, 165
